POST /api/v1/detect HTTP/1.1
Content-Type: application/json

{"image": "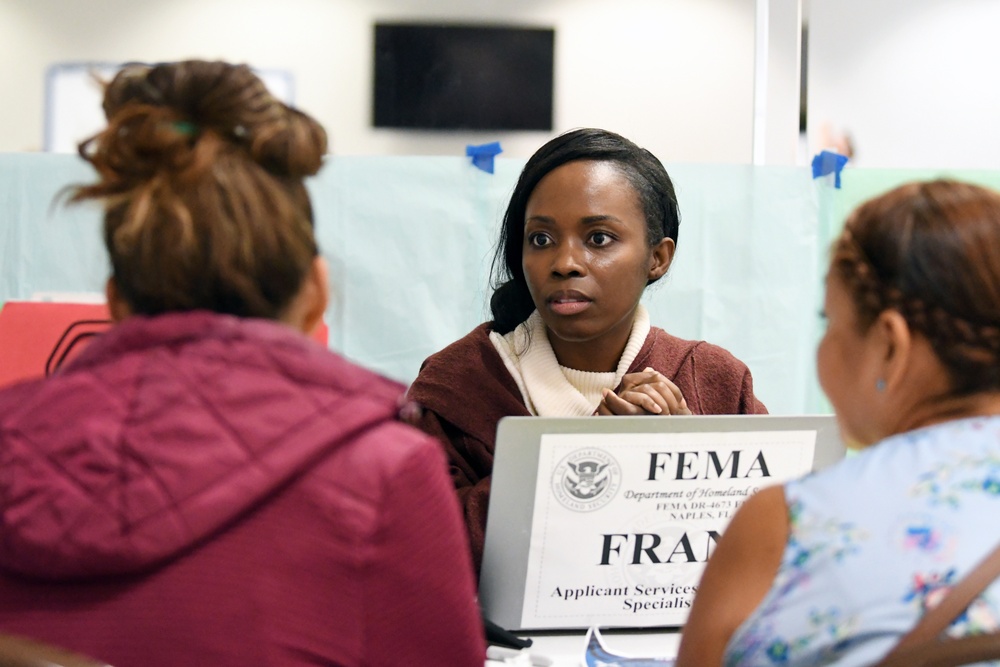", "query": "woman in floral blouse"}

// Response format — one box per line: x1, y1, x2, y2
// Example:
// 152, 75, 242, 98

677, 180, 1000, 667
